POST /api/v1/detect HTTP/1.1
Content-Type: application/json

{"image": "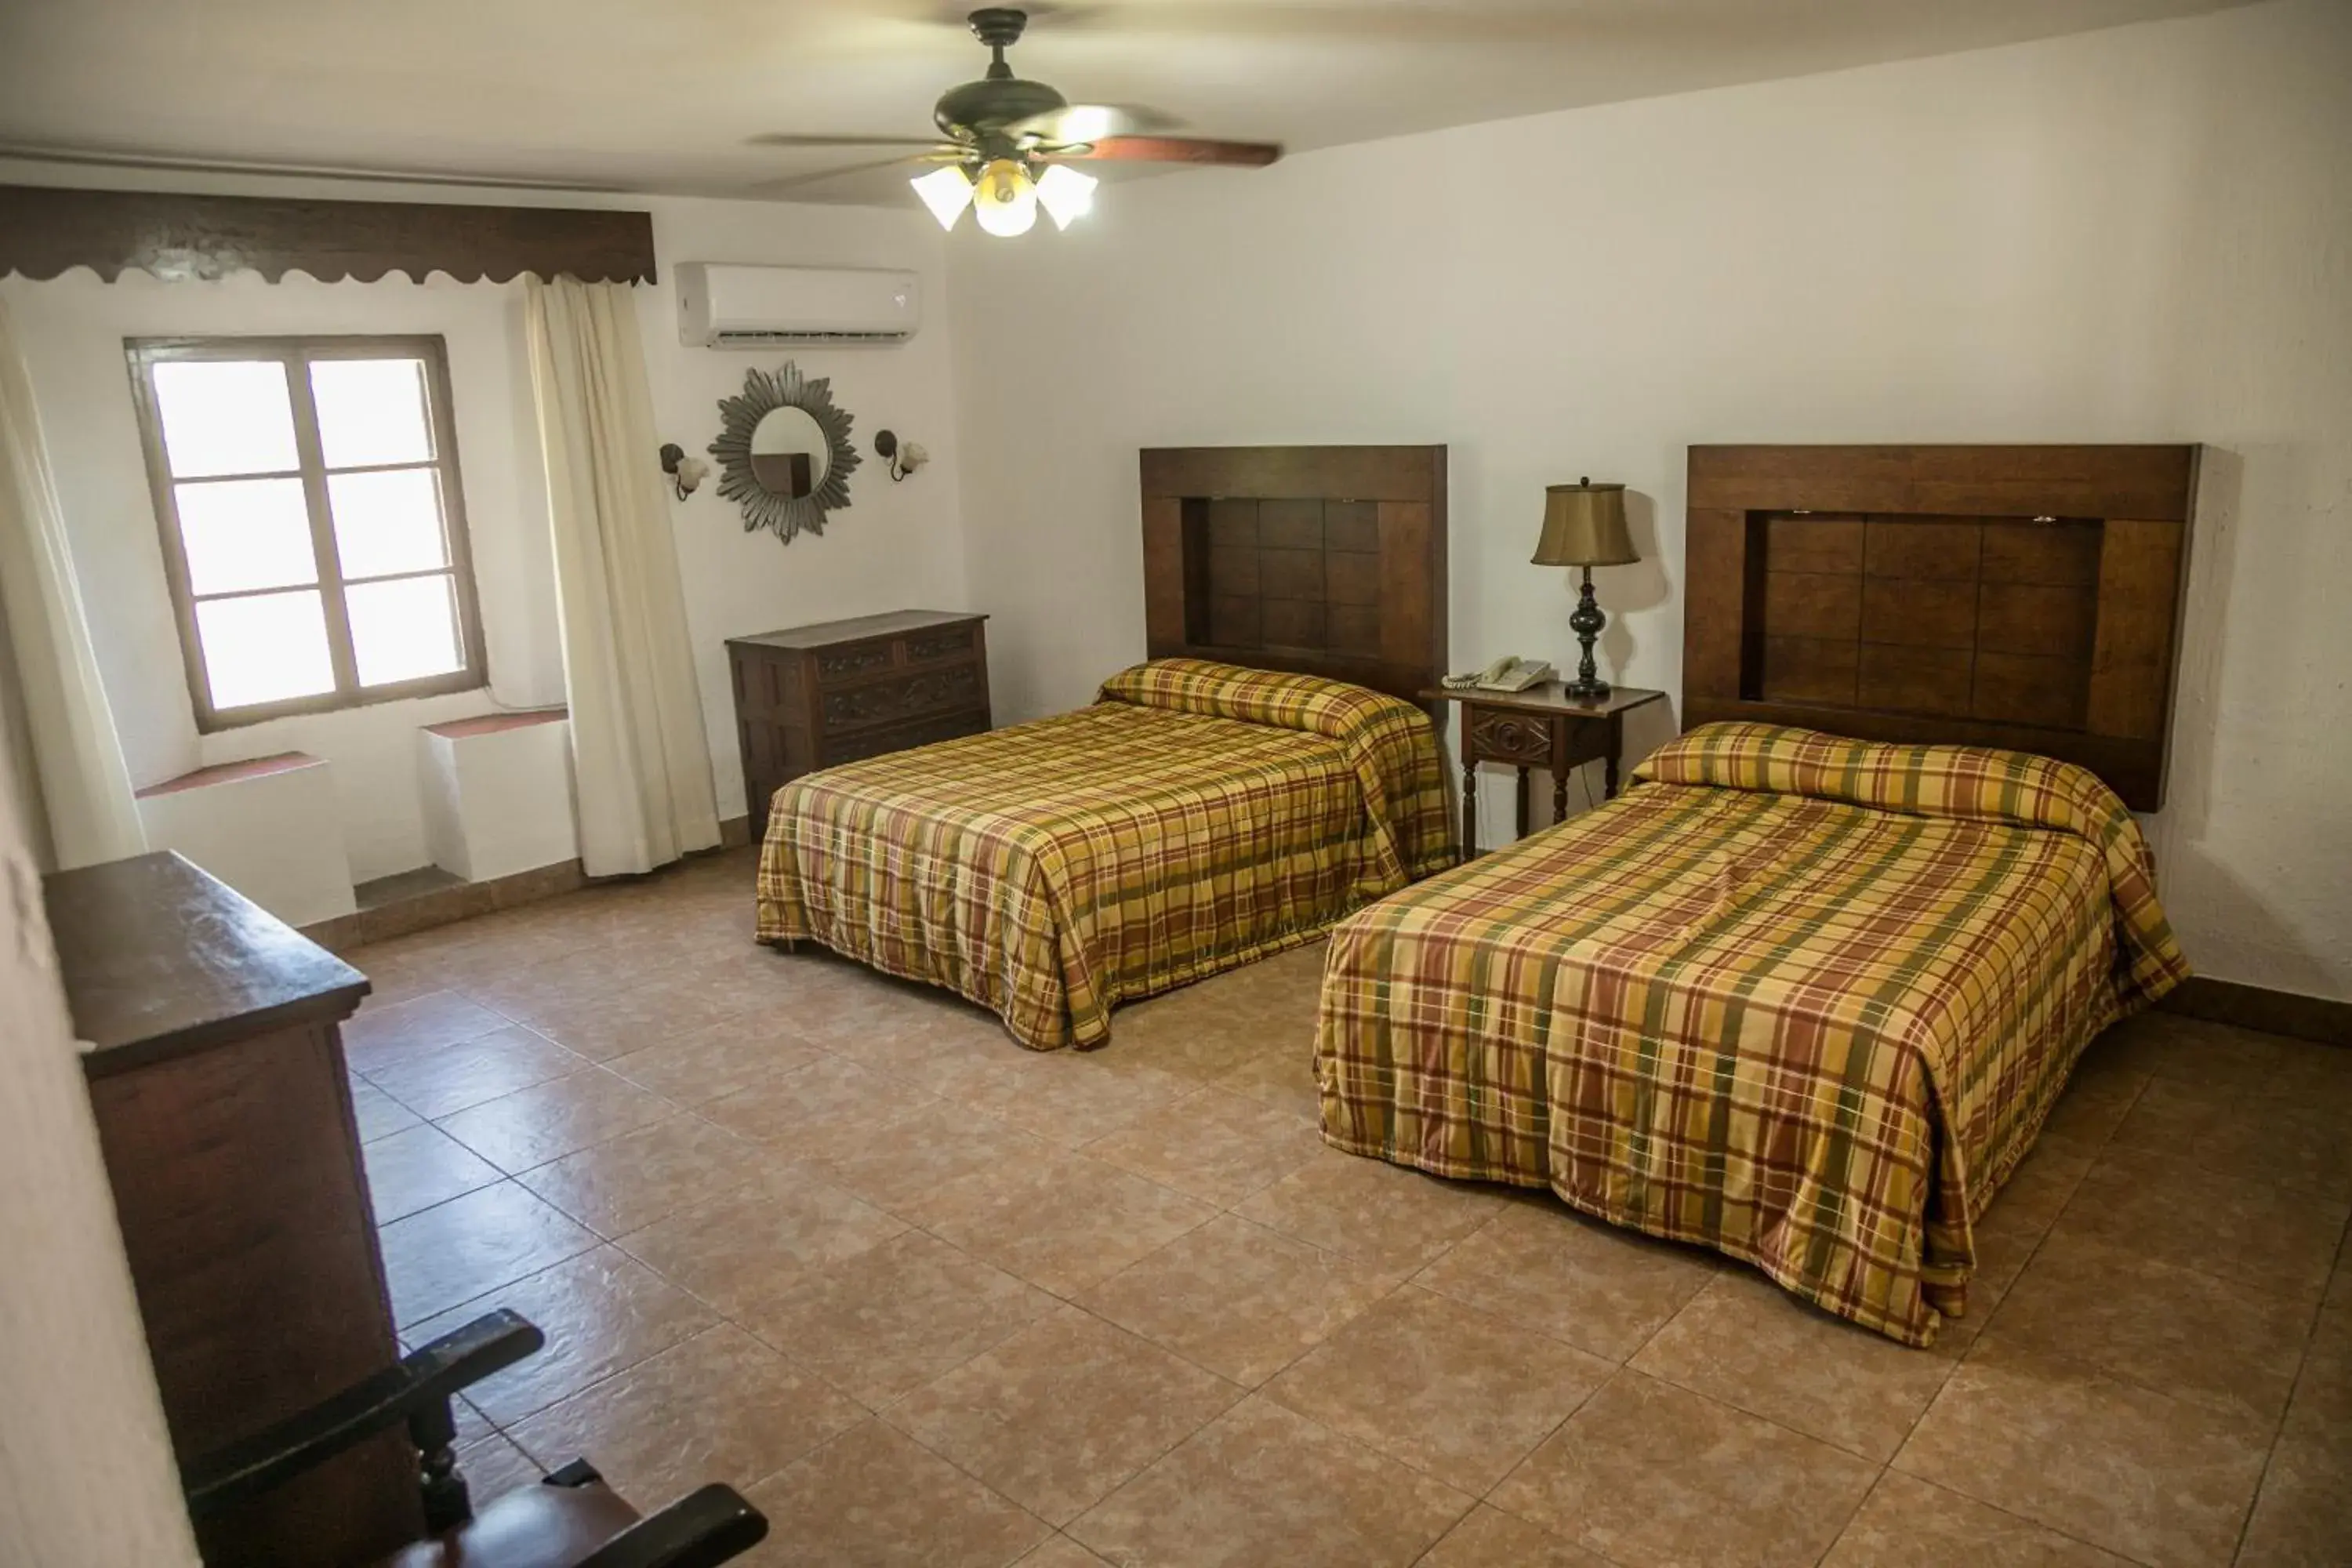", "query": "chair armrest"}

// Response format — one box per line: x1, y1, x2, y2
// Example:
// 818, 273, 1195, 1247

183, 1308, 545, 1519
572, 1486, 770, 1568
